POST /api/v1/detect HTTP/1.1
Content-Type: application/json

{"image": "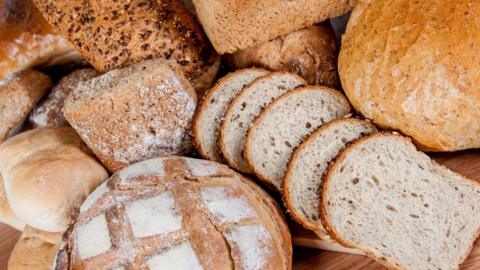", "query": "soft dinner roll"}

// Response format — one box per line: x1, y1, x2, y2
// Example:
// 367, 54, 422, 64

0, 0, 80, 80
8, 226, 63, 270
56, 156, 291, 270
0, 127, 108, 232
339, 0, 480, 151
0, 174, 25, 230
